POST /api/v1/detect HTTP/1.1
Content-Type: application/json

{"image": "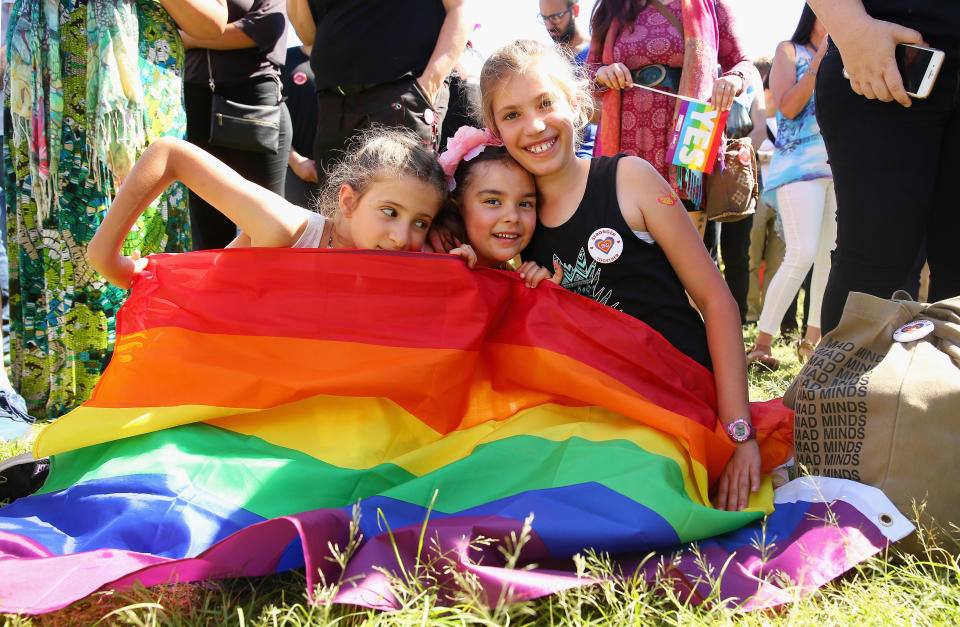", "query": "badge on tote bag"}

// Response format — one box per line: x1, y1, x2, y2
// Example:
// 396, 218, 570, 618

893, 319, 935, 342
